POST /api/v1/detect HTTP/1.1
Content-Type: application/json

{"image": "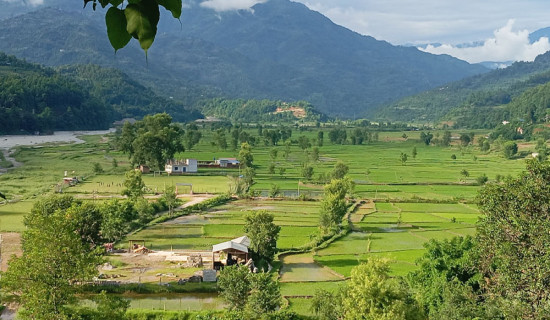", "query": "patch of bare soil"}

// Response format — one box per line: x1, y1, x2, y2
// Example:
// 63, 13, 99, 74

1, 232, 22, 272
